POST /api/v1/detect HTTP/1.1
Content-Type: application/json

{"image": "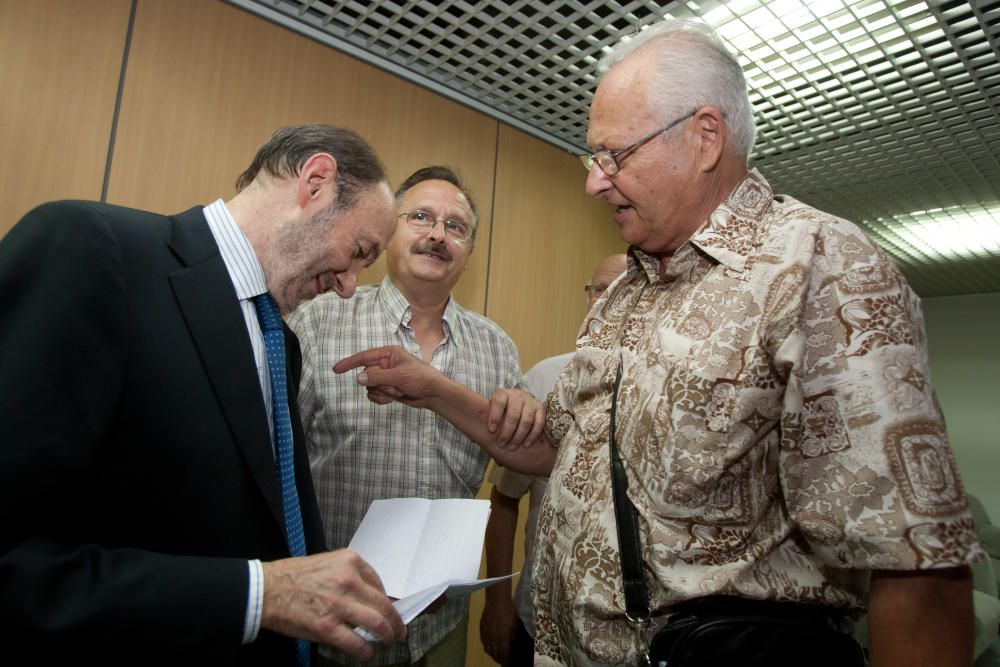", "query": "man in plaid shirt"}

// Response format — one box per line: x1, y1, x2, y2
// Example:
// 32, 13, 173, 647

288, 166, 527, 667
